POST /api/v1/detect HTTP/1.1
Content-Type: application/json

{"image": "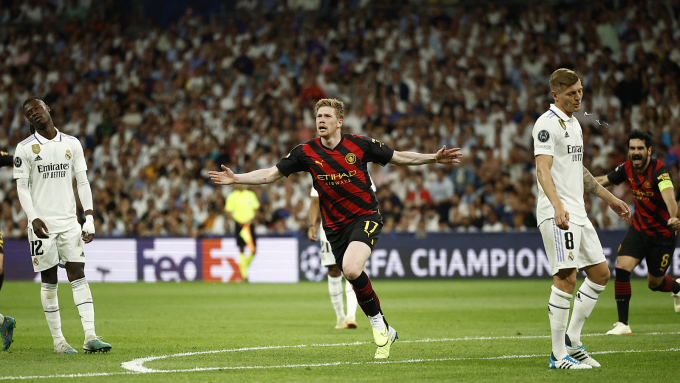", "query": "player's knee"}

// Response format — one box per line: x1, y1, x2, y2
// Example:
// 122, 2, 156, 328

648, 279, 662, 290
600, 268, 611, 284
342, 267, 361, 281
327, 265, 342, 278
